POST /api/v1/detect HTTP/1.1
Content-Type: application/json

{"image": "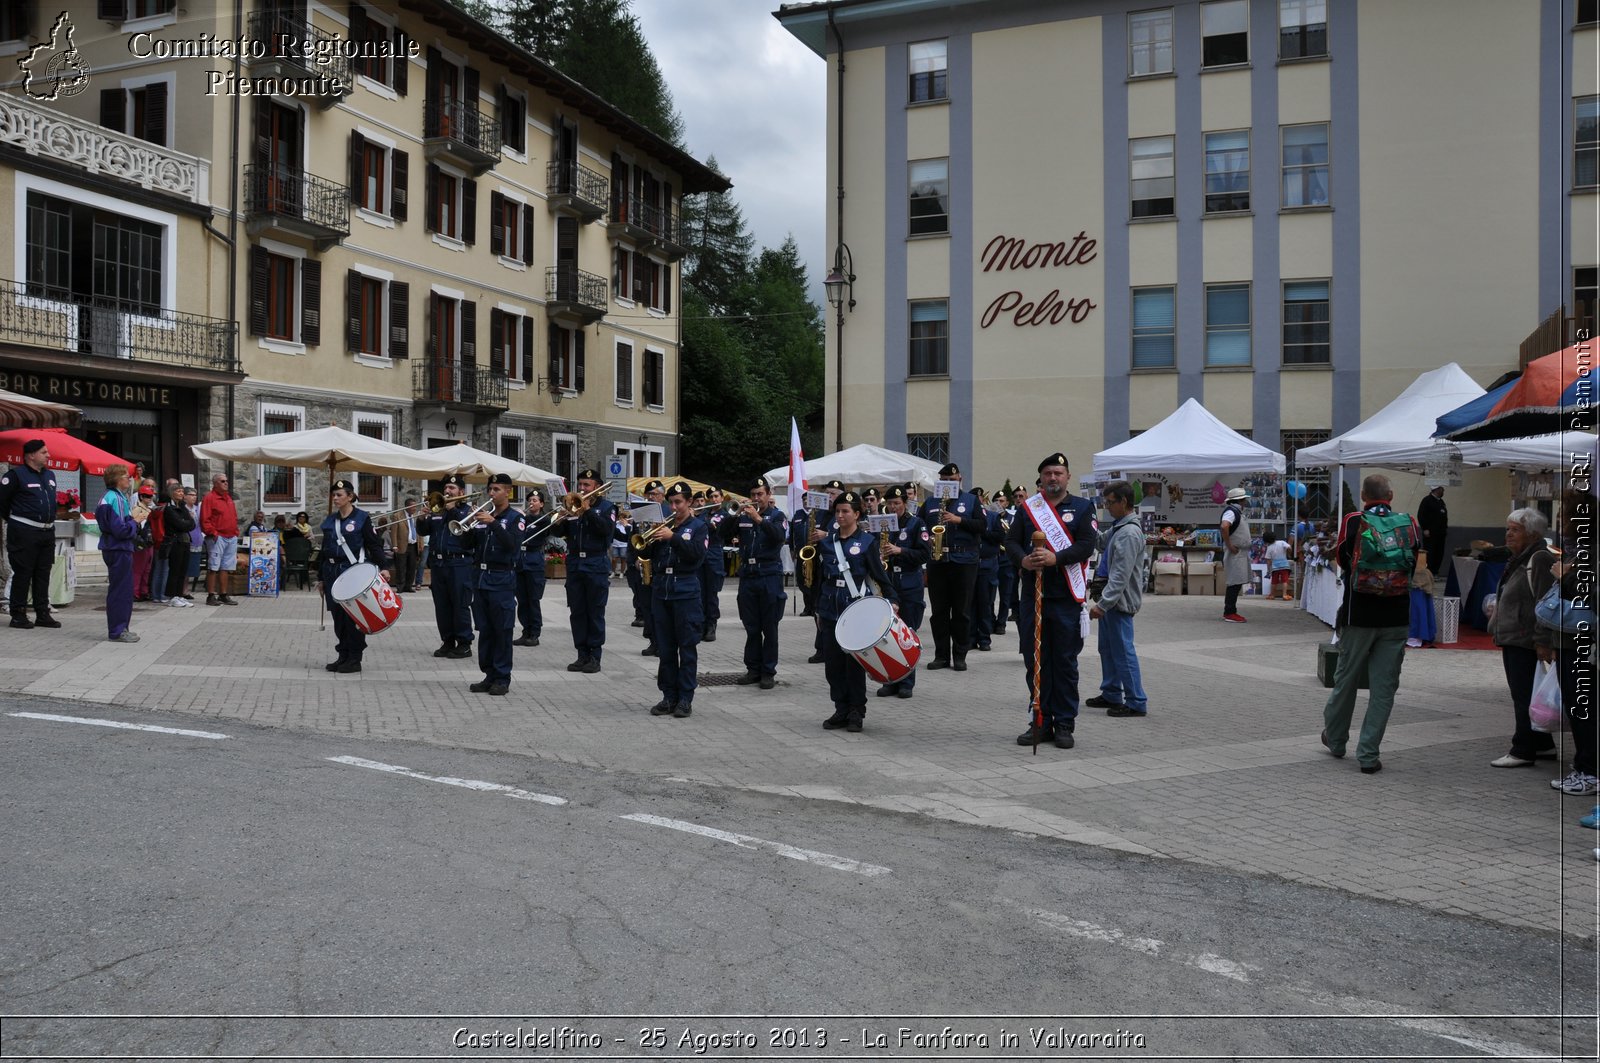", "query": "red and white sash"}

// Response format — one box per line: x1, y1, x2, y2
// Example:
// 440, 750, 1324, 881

1022, 493, 1089, 603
